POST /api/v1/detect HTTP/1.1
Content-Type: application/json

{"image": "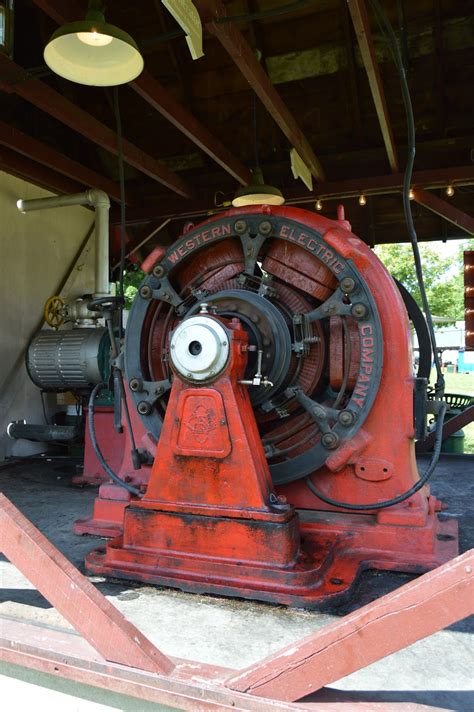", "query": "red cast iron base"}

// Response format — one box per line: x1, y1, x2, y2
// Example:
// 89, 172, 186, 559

85, 504, 458, 607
